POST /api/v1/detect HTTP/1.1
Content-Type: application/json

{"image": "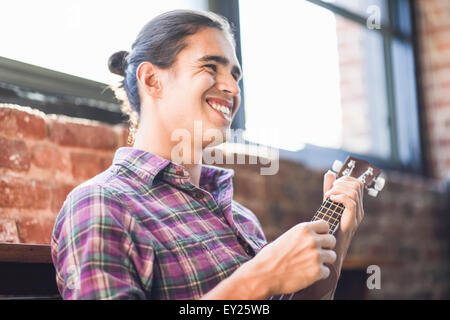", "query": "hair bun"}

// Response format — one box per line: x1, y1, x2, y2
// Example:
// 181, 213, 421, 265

108, 50, 129, 76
